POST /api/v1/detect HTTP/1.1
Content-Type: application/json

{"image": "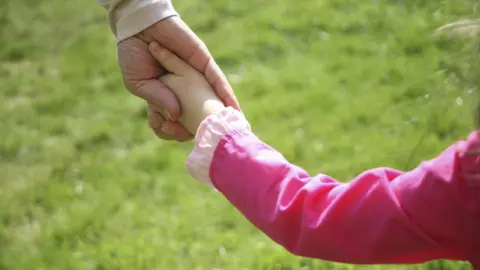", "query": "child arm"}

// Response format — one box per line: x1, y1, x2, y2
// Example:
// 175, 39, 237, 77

148, 43, 470, 265
187, 108, 470, 264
